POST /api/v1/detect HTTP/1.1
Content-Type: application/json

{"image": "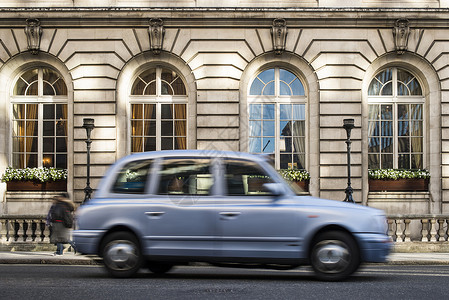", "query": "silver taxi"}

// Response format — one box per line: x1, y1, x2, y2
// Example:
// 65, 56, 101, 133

73, 150, 391, 281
